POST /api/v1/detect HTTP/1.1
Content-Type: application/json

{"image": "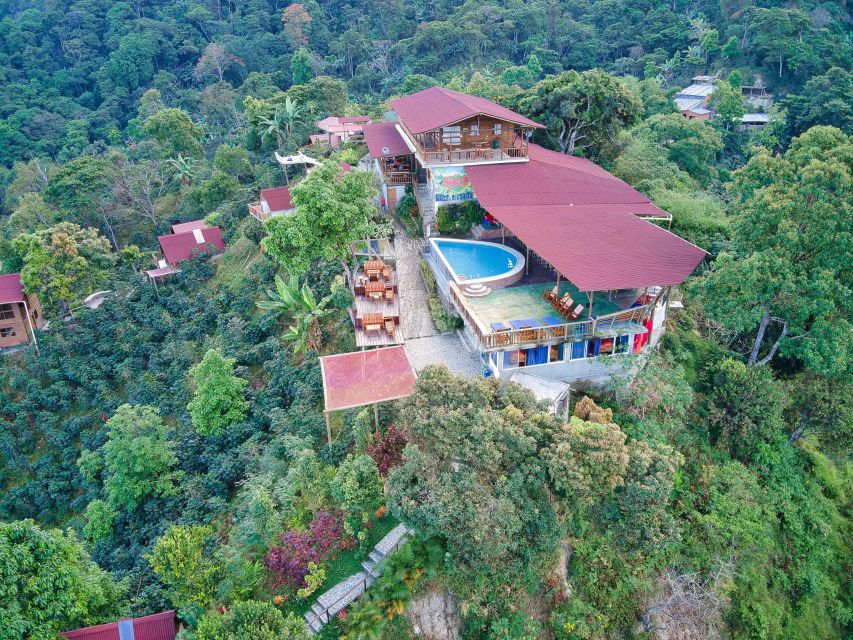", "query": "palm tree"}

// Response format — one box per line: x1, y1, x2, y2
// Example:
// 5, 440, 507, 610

256, 274, 332, 354
167, 153, 197, 188
259, 96, 303, 149
260, 97, 303, 184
